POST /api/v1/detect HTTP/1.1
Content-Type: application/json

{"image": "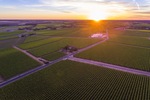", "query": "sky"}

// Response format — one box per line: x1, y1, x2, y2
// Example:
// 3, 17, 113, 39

0, 0, 149, 20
